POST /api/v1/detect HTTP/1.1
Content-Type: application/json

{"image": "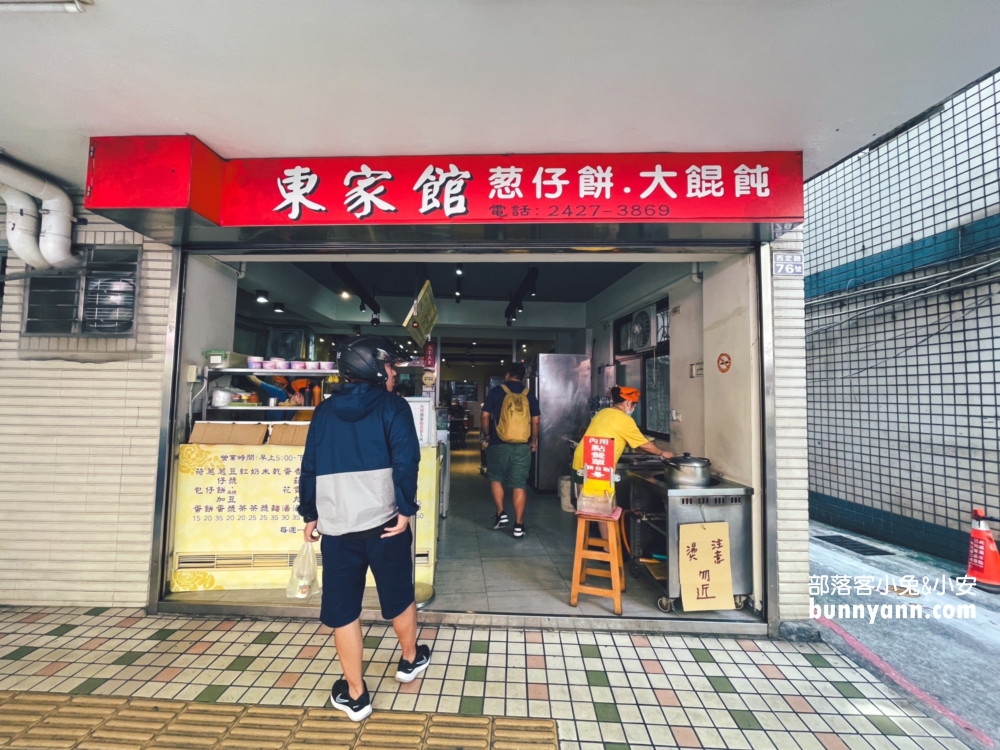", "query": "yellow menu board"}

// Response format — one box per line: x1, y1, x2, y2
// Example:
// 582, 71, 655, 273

170, 443, 440, 593
170, 444, 306, 591
678, 522, 735, 612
